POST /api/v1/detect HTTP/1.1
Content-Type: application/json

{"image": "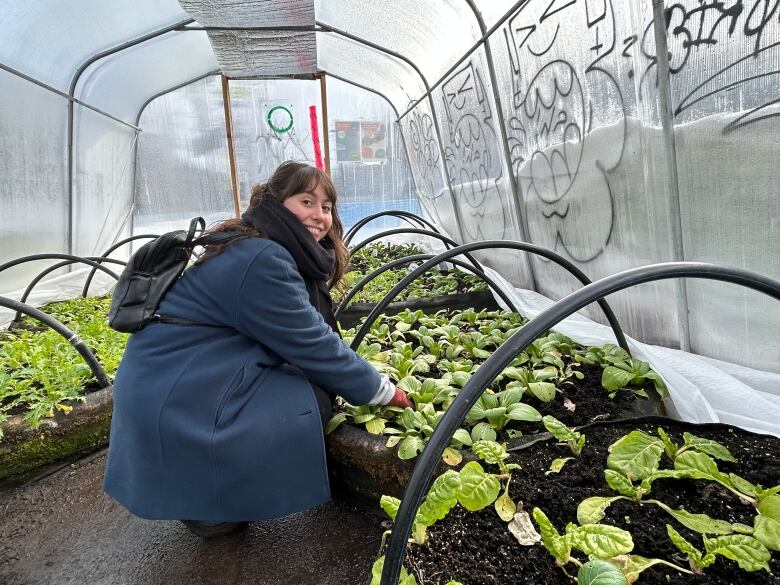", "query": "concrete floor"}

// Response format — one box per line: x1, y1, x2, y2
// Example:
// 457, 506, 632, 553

0, 450, 387, 585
